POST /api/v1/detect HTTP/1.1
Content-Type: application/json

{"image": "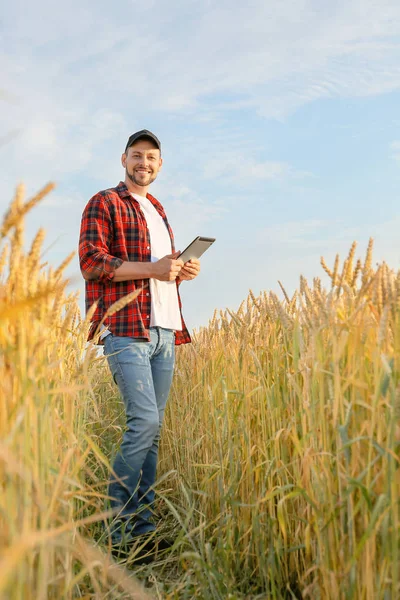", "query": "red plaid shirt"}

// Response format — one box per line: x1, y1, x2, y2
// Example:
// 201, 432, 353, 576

79, 181, 191, 345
